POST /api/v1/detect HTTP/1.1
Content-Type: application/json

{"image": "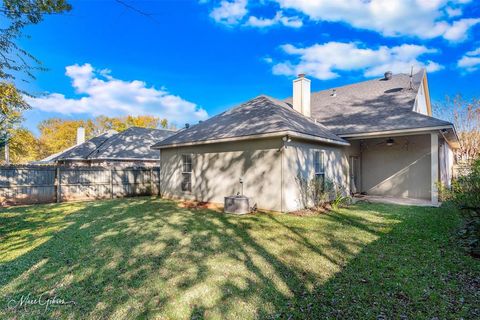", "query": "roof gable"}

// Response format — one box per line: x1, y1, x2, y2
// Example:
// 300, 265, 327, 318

284, 69, 451, 135
152, 95, 347, 148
